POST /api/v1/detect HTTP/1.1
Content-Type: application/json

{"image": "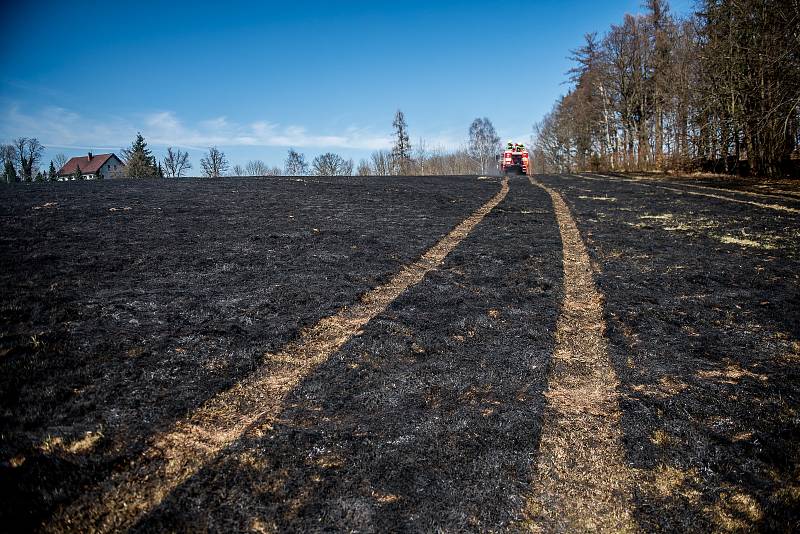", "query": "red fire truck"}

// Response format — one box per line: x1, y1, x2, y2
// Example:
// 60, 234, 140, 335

498, 142, 530, 175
